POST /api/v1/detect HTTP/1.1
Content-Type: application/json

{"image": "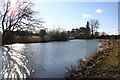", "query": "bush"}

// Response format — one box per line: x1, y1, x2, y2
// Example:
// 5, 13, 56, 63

49, 31, 68, 41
